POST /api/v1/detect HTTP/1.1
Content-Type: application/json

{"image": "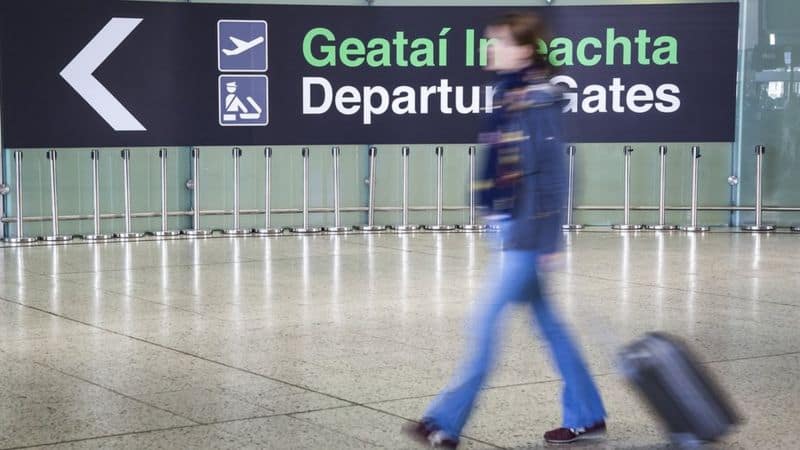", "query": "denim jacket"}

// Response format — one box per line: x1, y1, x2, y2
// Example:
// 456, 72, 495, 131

477, 68, 567, 253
